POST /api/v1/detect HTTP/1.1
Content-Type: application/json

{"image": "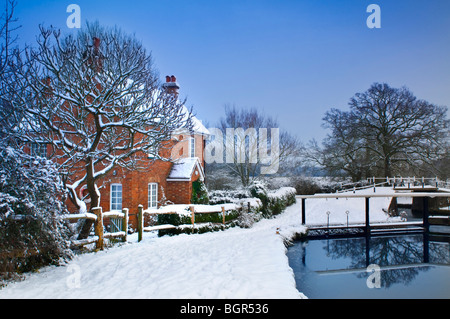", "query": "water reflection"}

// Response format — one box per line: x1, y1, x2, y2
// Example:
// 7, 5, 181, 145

288, 234, 450, 298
